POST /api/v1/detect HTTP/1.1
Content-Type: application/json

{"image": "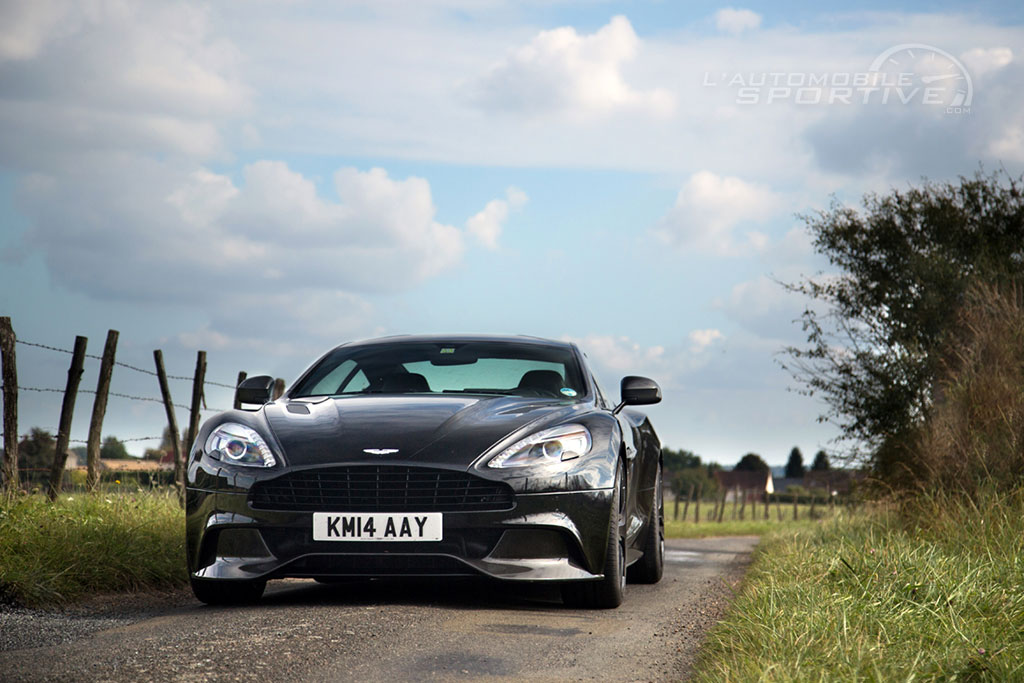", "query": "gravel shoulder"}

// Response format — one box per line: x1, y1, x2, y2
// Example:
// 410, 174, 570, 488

0, 536, 757, 682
